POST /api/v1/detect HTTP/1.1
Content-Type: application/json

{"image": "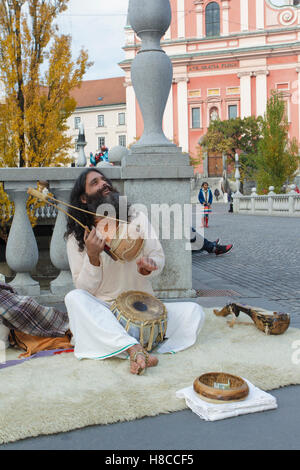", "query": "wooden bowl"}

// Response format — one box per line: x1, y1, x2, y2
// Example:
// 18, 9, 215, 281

193, 372, 249, 404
